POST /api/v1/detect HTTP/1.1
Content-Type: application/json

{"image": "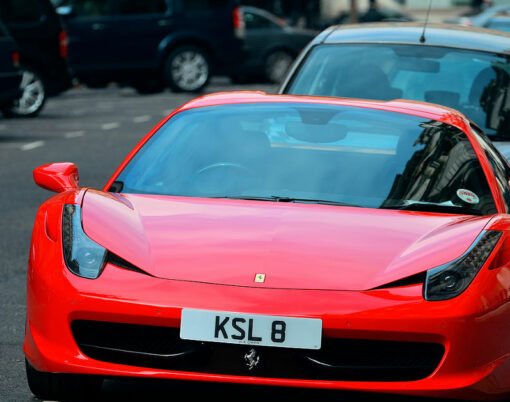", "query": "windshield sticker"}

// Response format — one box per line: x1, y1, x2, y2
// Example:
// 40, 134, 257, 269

456, 189, 479, 204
